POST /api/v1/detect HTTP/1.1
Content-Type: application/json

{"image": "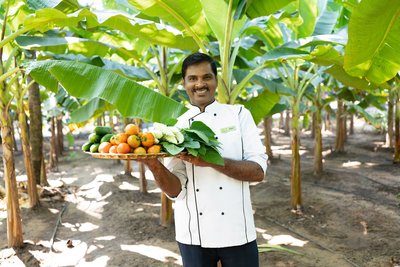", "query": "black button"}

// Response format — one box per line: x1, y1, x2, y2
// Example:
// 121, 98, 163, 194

196, 189, 199, 192
214, 113, 217, 116
219, 187, 223, 190
221, 212, 224, 215
215, 136, 218, 140
199, 212, 203, 215
190, 118, 194, 121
